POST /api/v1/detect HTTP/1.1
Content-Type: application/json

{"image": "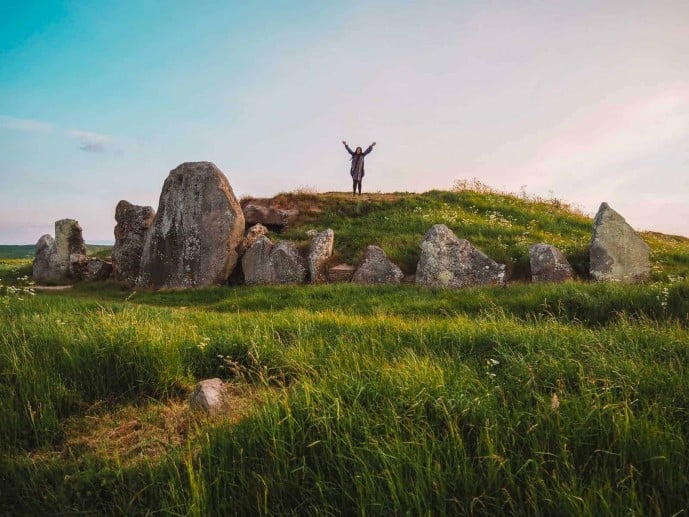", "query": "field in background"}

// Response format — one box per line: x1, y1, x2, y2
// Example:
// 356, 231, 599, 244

2, 186, 689, 514
0, 244, 113, 260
